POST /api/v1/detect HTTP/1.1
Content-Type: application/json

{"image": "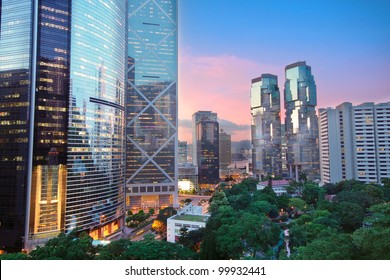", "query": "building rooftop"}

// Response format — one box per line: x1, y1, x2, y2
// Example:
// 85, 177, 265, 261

171, 214, 209, 223
258, 179, 290, 187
